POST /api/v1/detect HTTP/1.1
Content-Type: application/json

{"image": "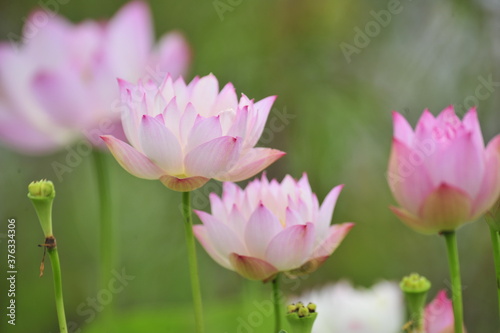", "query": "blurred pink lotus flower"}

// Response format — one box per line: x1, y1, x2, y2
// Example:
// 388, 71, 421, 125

192, 173, 353, 281
388, 106, 500, 234
425, 290, 465, 333
101, 74, 285, 191
0, 1, 190, 154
